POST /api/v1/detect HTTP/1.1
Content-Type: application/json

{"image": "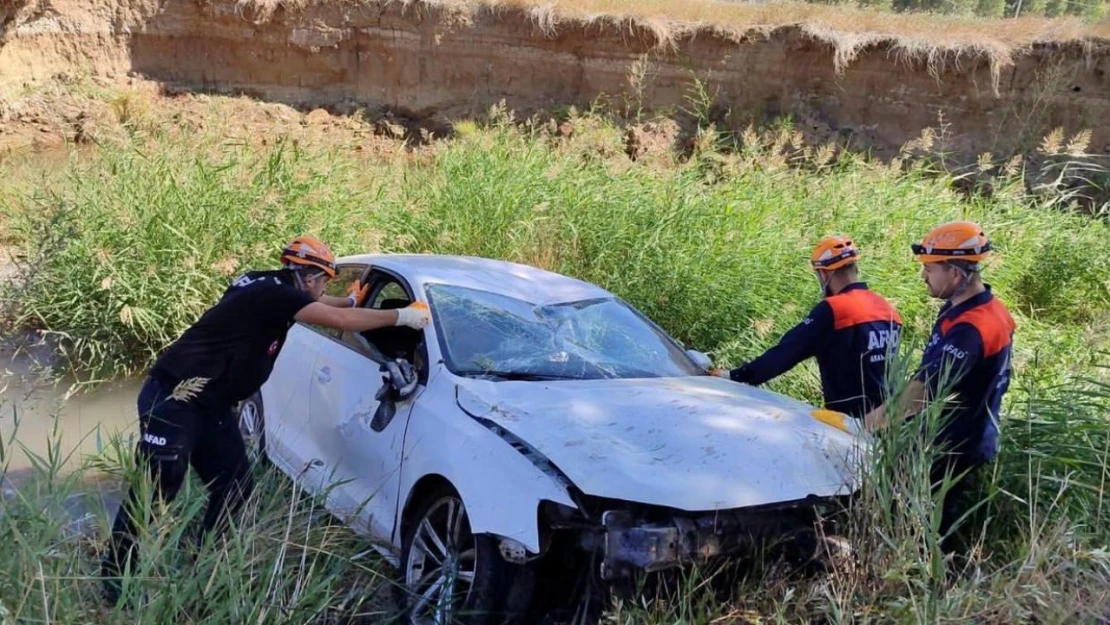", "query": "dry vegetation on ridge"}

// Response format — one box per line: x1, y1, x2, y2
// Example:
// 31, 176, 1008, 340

4, 0, 1109, 161
210, 0, 1110, 93
227, 0, 1110, 46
